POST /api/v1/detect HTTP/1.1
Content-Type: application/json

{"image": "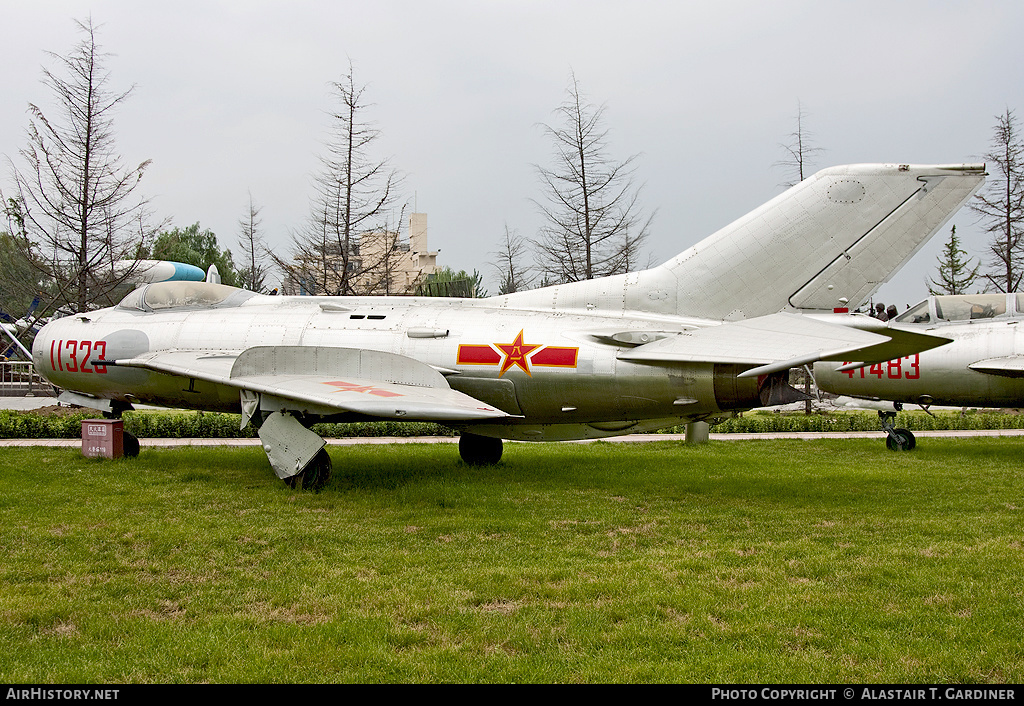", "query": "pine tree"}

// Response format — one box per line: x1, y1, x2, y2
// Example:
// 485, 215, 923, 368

928, 225, 979, 295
